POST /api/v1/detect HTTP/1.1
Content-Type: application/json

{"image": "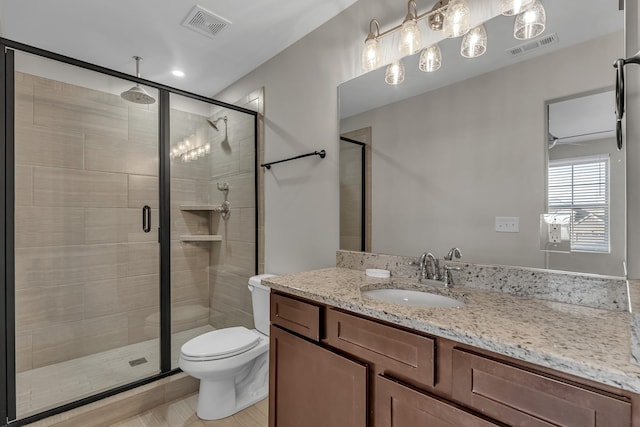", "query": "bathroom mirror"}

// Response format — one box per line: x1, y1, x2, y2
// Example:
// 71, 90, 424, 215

339, 0, 625, 276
